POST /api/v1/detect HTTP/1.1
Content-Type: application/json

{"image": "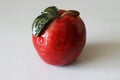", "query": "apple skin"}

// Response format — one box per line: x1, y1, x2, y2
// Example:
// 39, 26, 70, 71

32, 10, 86, 66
